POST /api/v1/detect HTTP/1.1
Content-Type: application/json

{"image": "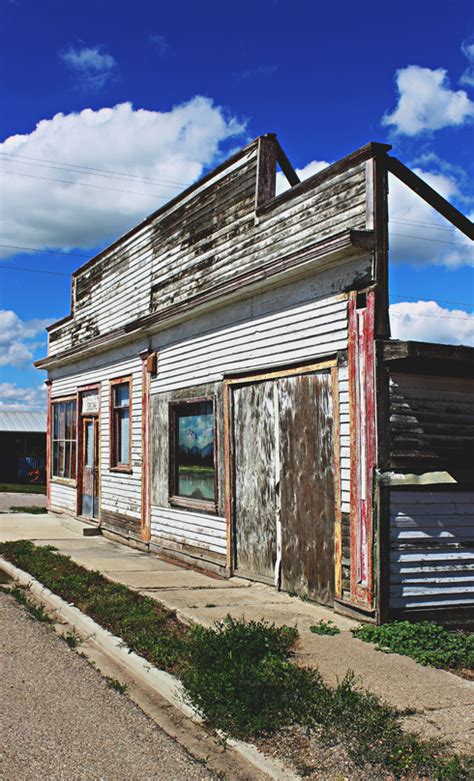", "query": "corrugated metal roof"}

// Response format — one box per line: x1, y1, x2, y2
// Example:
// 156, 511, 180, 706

0, 409, 46, 433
